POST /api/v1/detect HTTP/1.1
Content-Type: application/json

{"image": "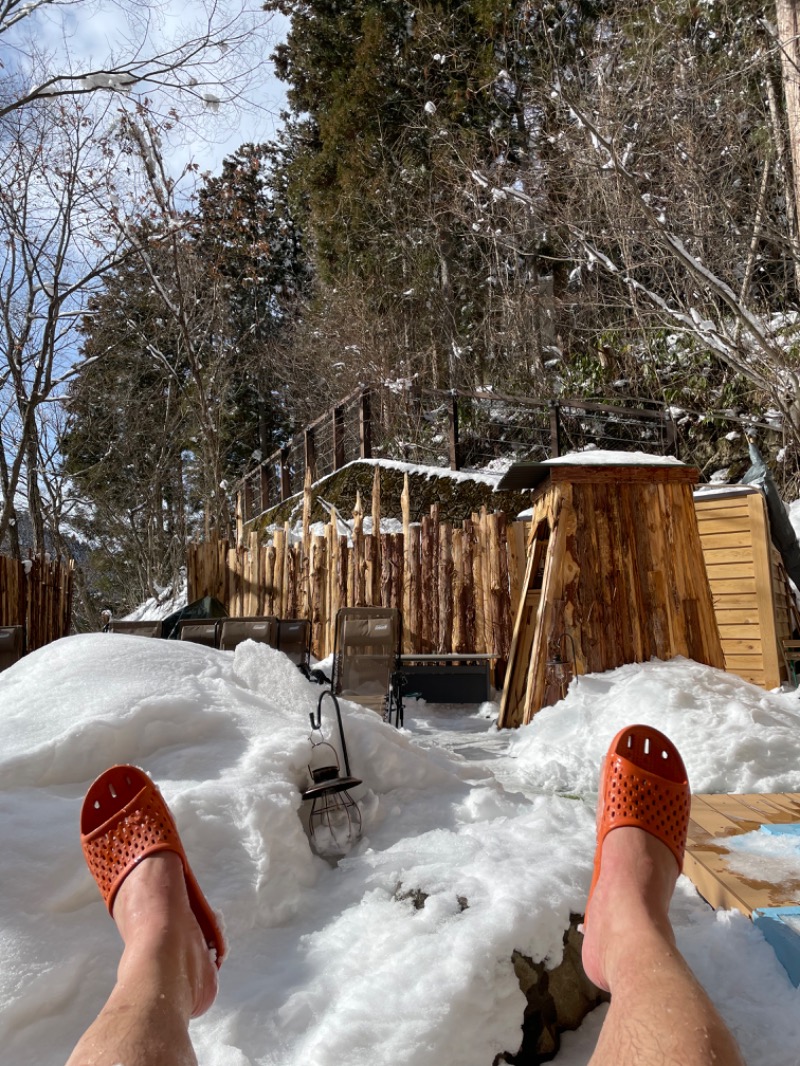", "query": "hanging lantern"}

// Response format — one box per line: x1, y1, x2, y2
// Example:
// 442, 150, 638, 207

301, 690, 363, 857
543, 631, 578, 707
